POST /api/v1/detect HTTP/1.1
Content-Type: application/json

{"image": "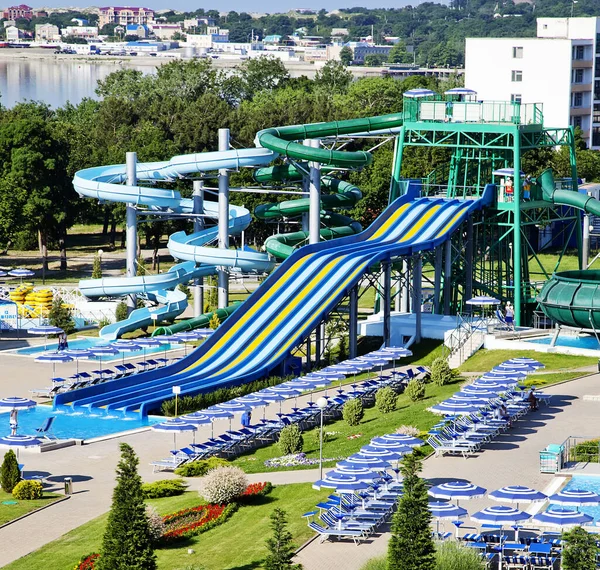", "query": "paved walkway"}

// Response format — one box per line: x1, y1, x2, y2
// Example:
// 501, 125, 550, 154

0, 345, 599, 568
